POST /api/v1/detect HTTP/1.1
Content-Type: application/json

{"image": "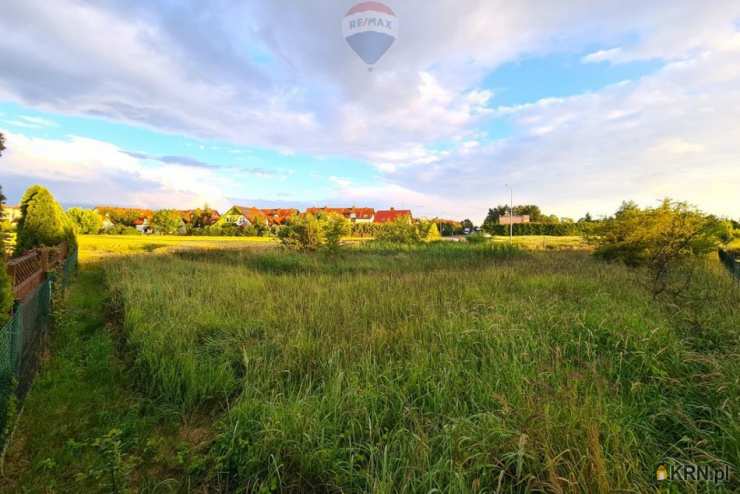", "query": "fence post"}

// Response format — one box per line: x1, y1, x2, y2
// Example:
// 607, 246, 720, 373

39, 249, 49, 273
6, 263, 15, 288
